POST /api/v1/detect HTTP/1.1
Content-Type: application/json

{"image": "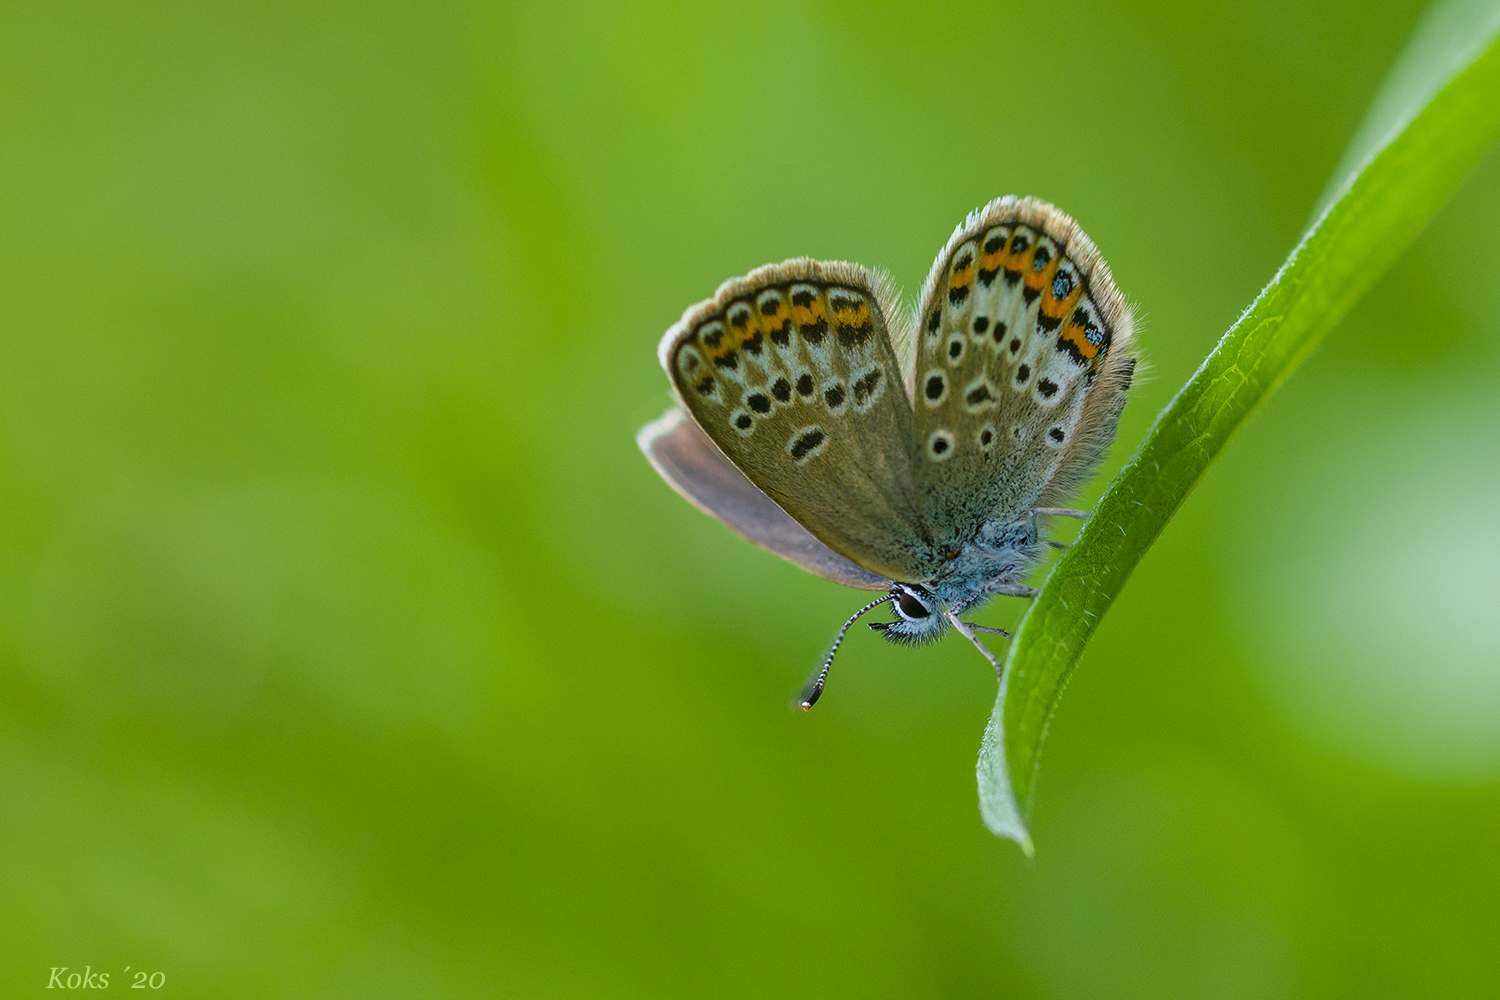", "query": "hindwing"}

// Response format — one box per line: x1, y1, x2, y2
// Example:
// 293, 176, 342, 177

659, 259, 940, 583
636, 408, 890, 590
910, 196, 1136, 544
